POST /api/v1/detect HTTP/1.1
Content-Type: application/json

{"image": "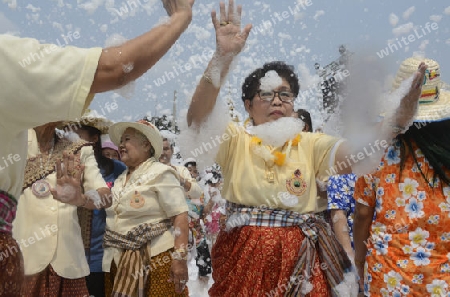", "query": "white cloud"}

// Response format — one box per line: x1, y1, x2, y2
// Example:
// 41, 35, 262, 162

444, 6, 450, 15
429, 15, 442, 22
418, 40, 429, 51
392, 22, 414, 36
5, 0, 17, 9
313, 10, 325, 21
389, 13, 399, 26
403, 6, 415, 20
25, 4, 41, 13
0, 11, 18, 34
